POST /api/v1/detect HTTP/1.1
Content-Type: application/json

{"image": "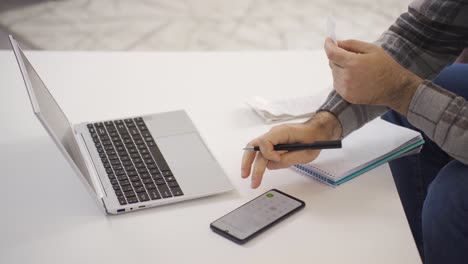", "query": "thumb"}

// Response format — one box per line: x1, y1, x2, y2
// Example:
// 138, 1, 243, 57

338, 39, 376, 54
